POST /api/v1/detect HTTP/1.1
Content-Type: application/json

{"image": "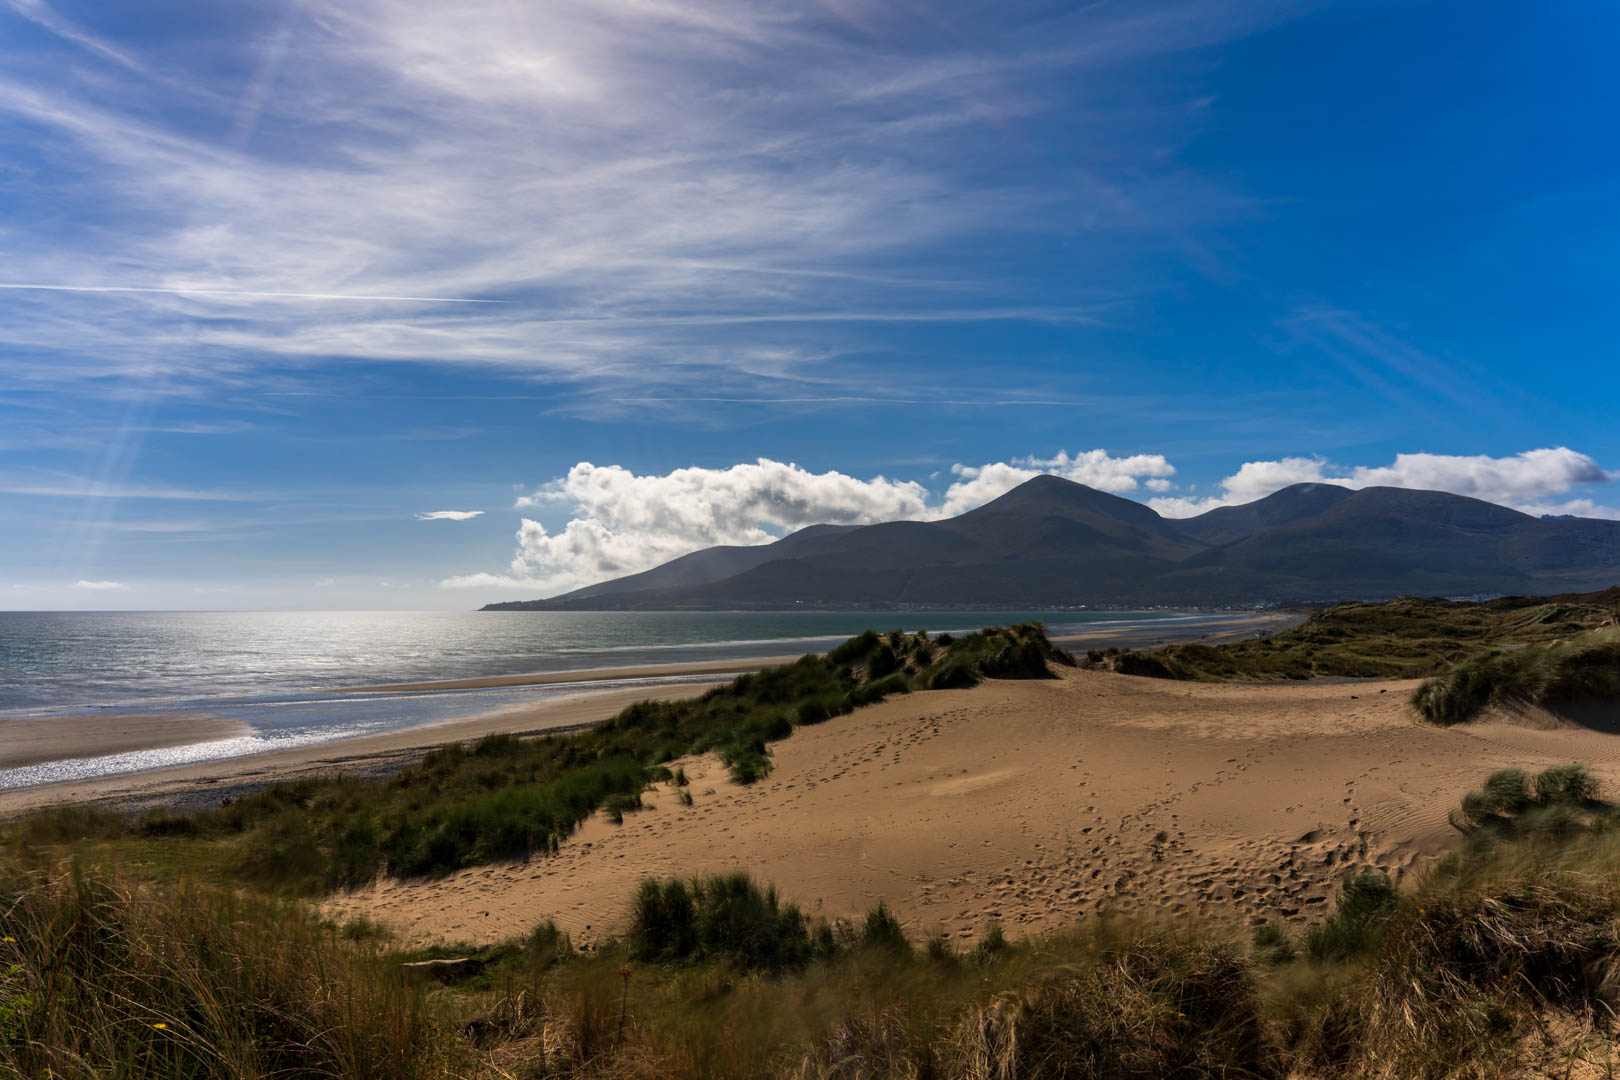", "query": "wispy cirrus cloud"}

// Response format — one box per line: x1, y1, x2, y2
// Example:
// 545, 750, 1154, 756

0, 471, 264, 502
0, 283, 507, 303
0, 0, 1301, 402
